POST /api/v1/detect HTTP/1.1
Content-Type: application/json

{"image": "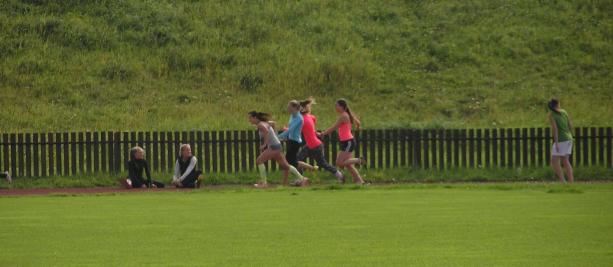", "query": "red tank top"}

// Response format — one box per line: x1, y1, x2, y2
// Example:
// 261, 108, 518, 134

338, 112, 353, 141
302, 114, 322, 149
